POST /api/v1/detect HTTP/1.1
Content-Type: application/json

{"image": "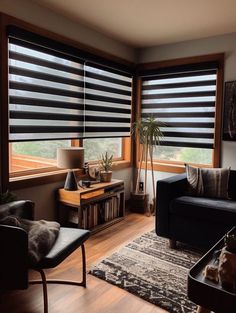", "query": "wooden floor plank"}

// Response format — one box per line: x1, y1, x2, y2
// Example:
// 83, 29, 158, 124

0, 212, 167, 313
